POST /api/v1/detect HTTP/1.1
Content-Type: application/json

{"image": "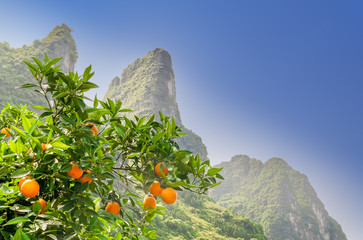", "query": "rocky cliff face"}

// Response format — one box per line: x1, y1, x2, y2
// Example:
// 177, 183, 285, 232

0, 24, 77, 106
104, 48, 207, 160
209, 155, 347, 240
